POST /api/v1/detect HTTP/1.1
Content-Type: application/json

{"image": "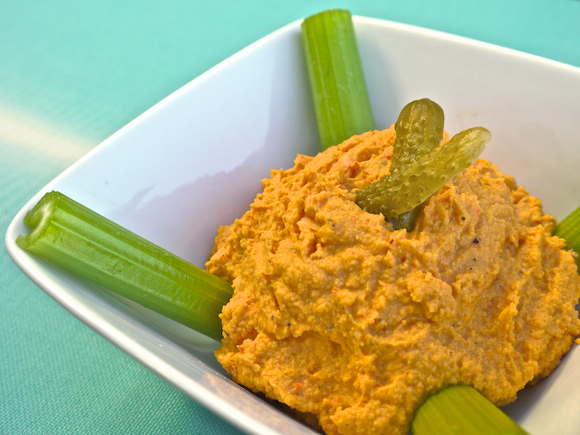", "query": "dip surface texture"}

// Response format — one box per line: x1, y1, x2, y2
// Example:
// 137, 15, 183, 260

206, 127, 580, 435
